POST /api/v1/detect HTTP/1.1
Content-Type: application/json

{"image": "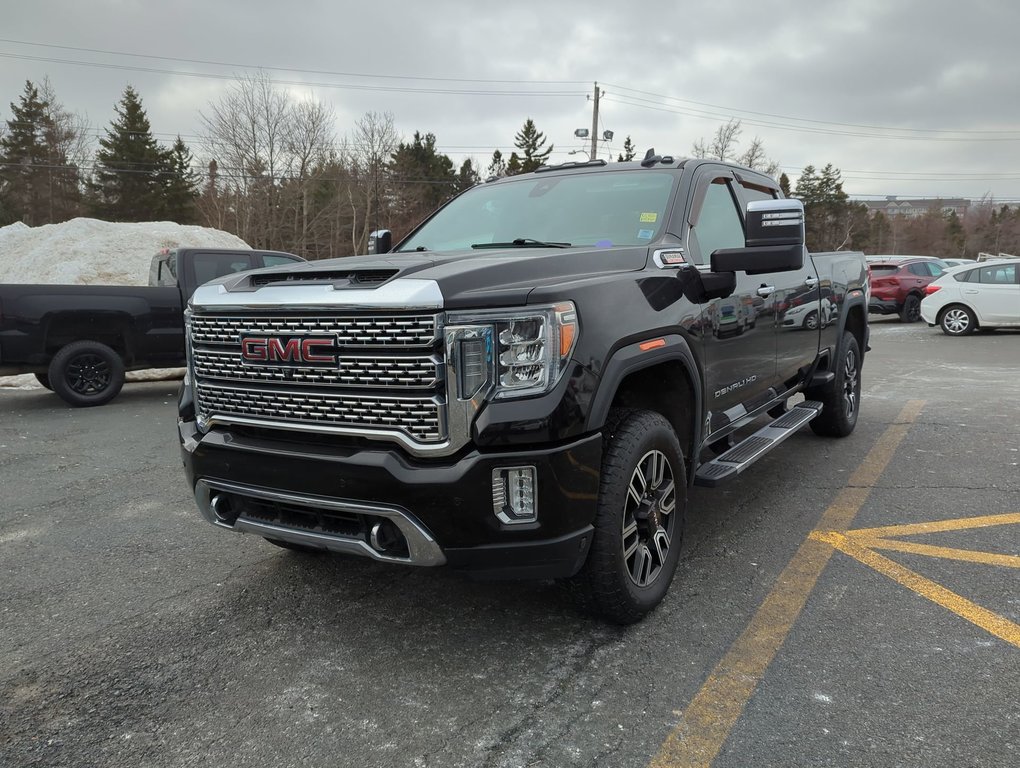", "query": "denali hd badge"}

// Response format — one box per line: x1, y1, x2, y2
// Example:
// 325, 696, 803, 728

240, 336, 337, 366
